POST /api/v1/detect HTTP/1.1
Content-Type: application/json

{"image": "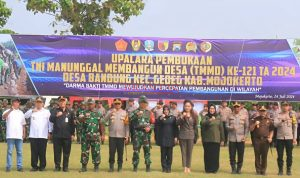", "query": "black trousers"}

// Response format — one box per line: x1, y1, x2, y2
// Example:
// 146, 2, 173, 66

253, 138, 269, 174
203, 142, 220, 173
250, 132, 254, 146
222, 122, 228, 145
30, 138, 48, 169
109, 137, 125, 165
229, 141, 245, 169
53, 137, 72, 169
160, 146, 173, 170
276, 139, 293, 169
272, 129, 277, 146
